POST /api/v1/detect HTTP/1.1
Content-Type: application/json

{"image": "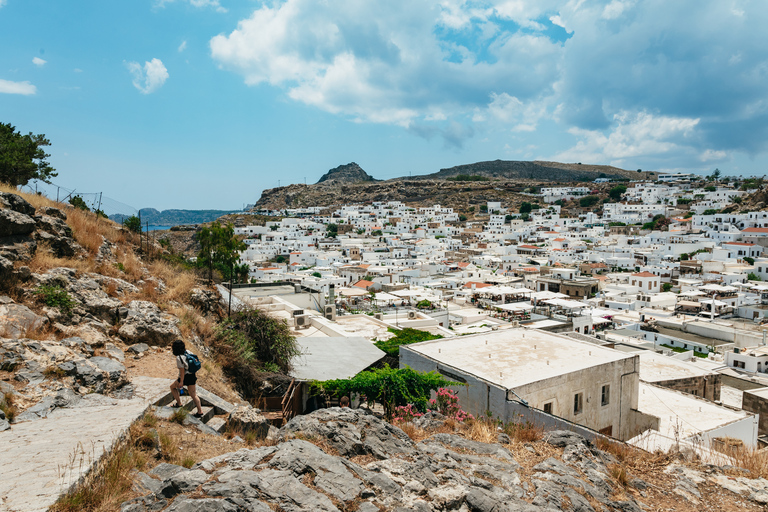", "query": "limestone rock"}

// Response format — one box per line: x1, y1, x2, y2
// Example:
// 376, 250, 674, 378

104, 342, 125, 362
190, 288, 220, 314
0, 209, 37, 237
118, 300, 181, 346
0, 192, 35, 216
228, 405, 270, 439
39, 206, 66, 220
127, 343, 150, 354
279, 406, 415, 459
0, 302, 46, 338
